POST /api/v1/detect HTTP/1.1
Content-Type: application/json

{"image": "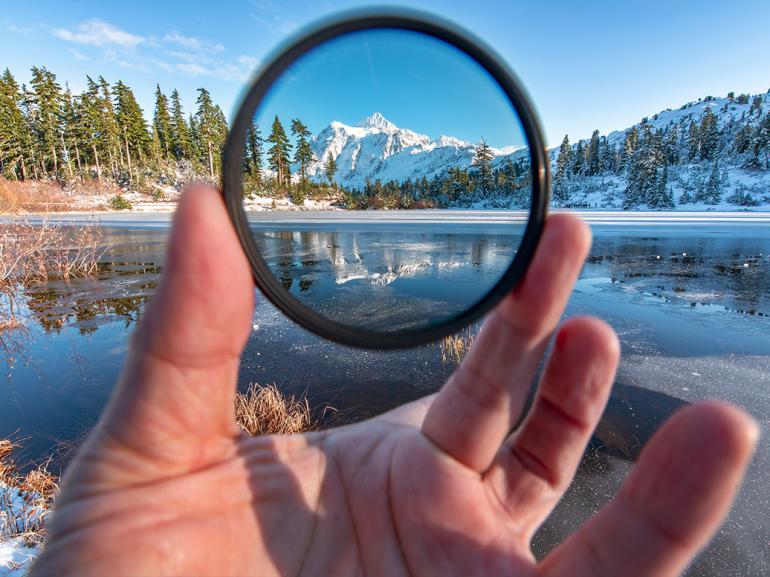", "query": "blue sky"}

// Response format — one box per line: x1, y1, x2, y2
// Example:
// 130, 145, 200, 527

2, 0, 770, 147
256, 29, 525, 149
